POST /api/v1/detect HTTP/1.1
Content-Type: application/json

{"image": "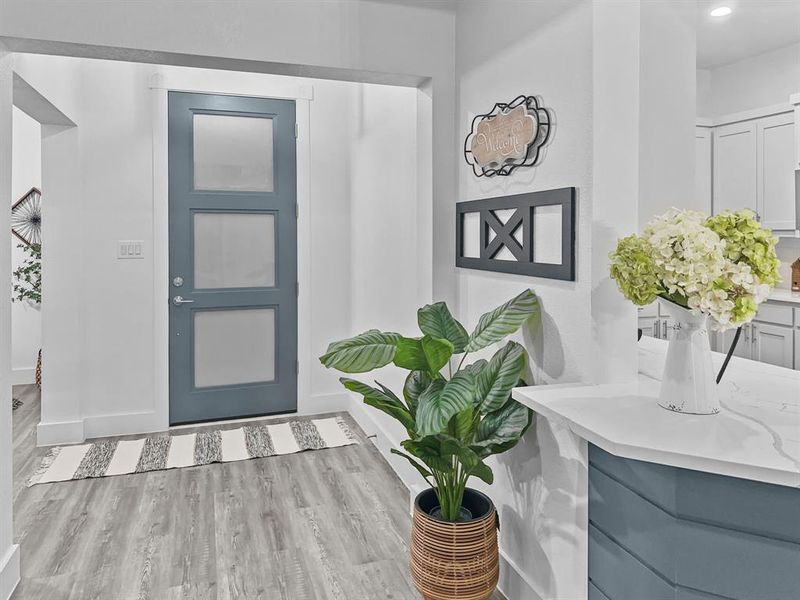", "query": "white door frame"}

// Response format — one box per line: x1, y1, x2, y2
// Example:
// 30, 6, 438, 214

150, 72, 314, 432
